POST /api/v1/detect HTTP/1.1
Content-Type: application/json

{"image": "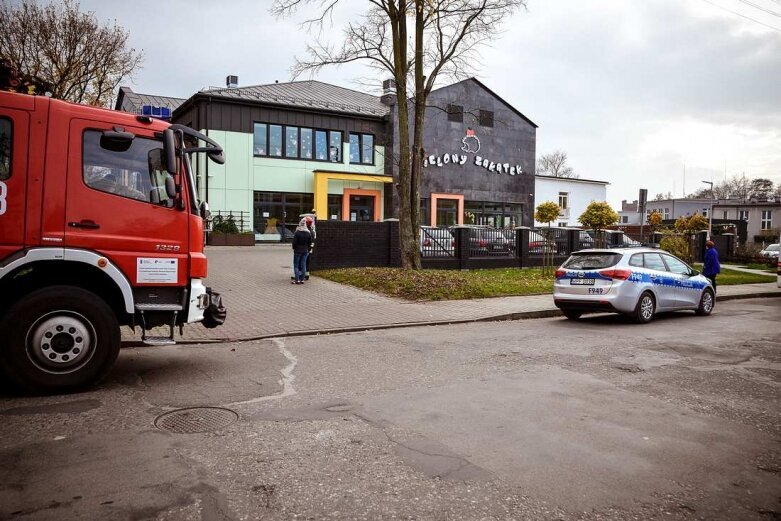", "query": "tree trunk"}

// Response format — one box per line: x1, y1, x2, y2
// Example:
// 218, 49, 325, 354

407, 0, 426, 269
388, 1, 417, 269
